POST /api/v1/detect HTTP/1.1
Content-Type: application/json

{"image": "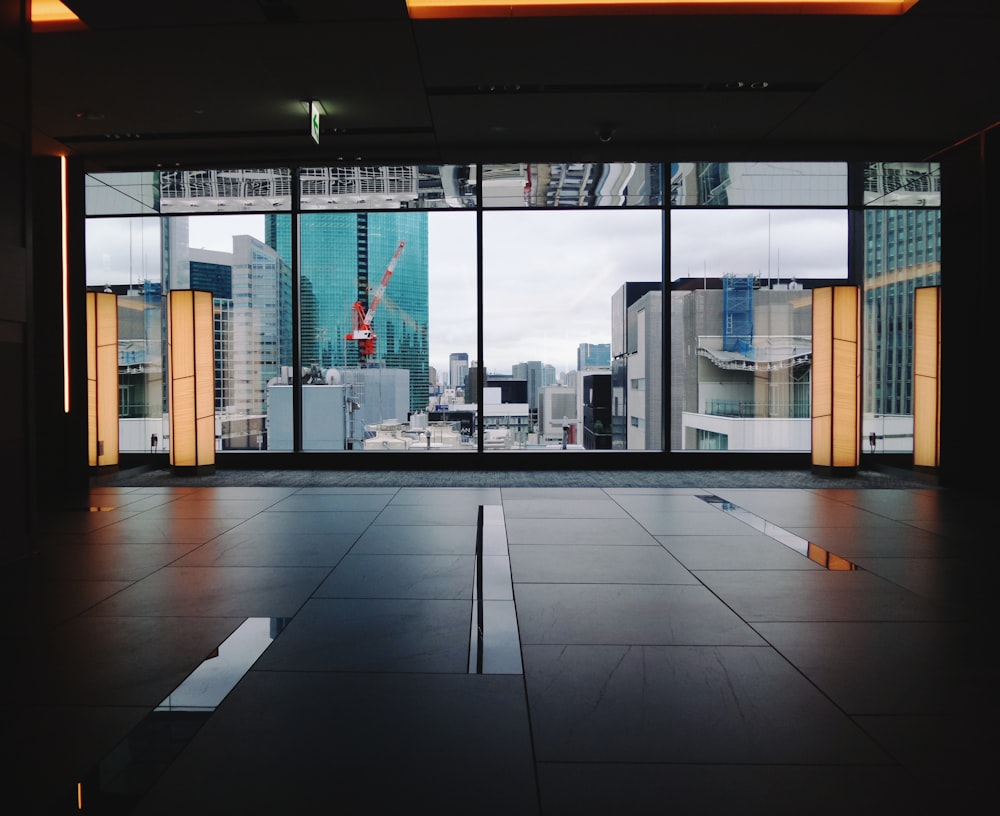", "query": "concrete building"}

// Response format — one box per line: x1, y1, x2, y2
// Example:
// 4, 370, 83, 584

671, 279, 813, 452
267, 365, 410, 452
538, 384, 580, 446
625, 288, 664, 451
